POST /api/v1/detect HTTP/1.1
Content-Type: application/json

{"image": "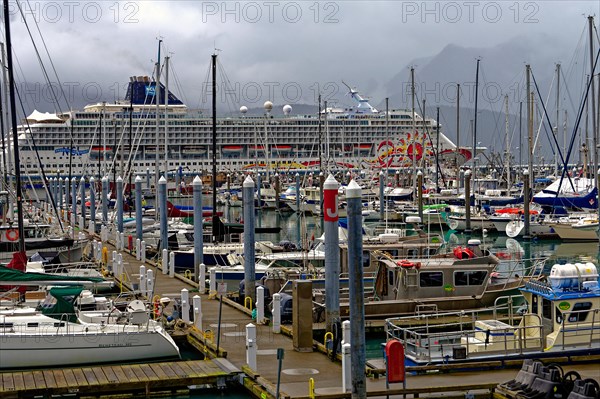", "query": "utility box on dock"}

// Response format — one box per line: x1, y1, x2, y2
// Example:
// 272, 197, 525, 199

293, 280, 313, 352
